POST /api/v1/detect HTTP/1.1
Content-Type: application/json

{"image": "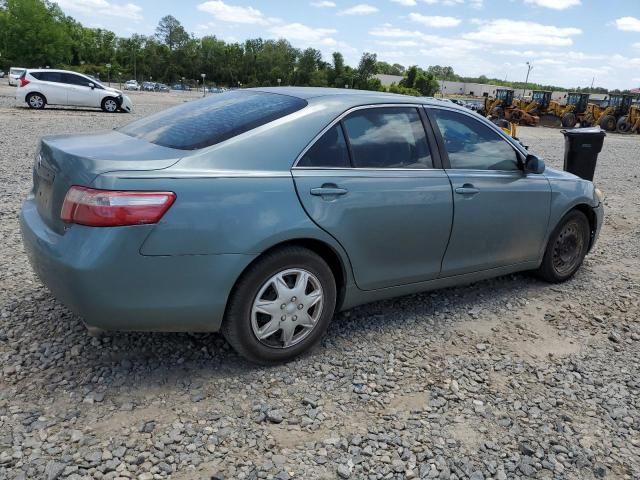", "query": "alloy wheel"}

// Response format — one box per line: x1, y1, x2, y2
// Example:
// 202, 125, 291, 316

251, 268, 324, 349
29, 95, 43, 108
104, 99, 118, 112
